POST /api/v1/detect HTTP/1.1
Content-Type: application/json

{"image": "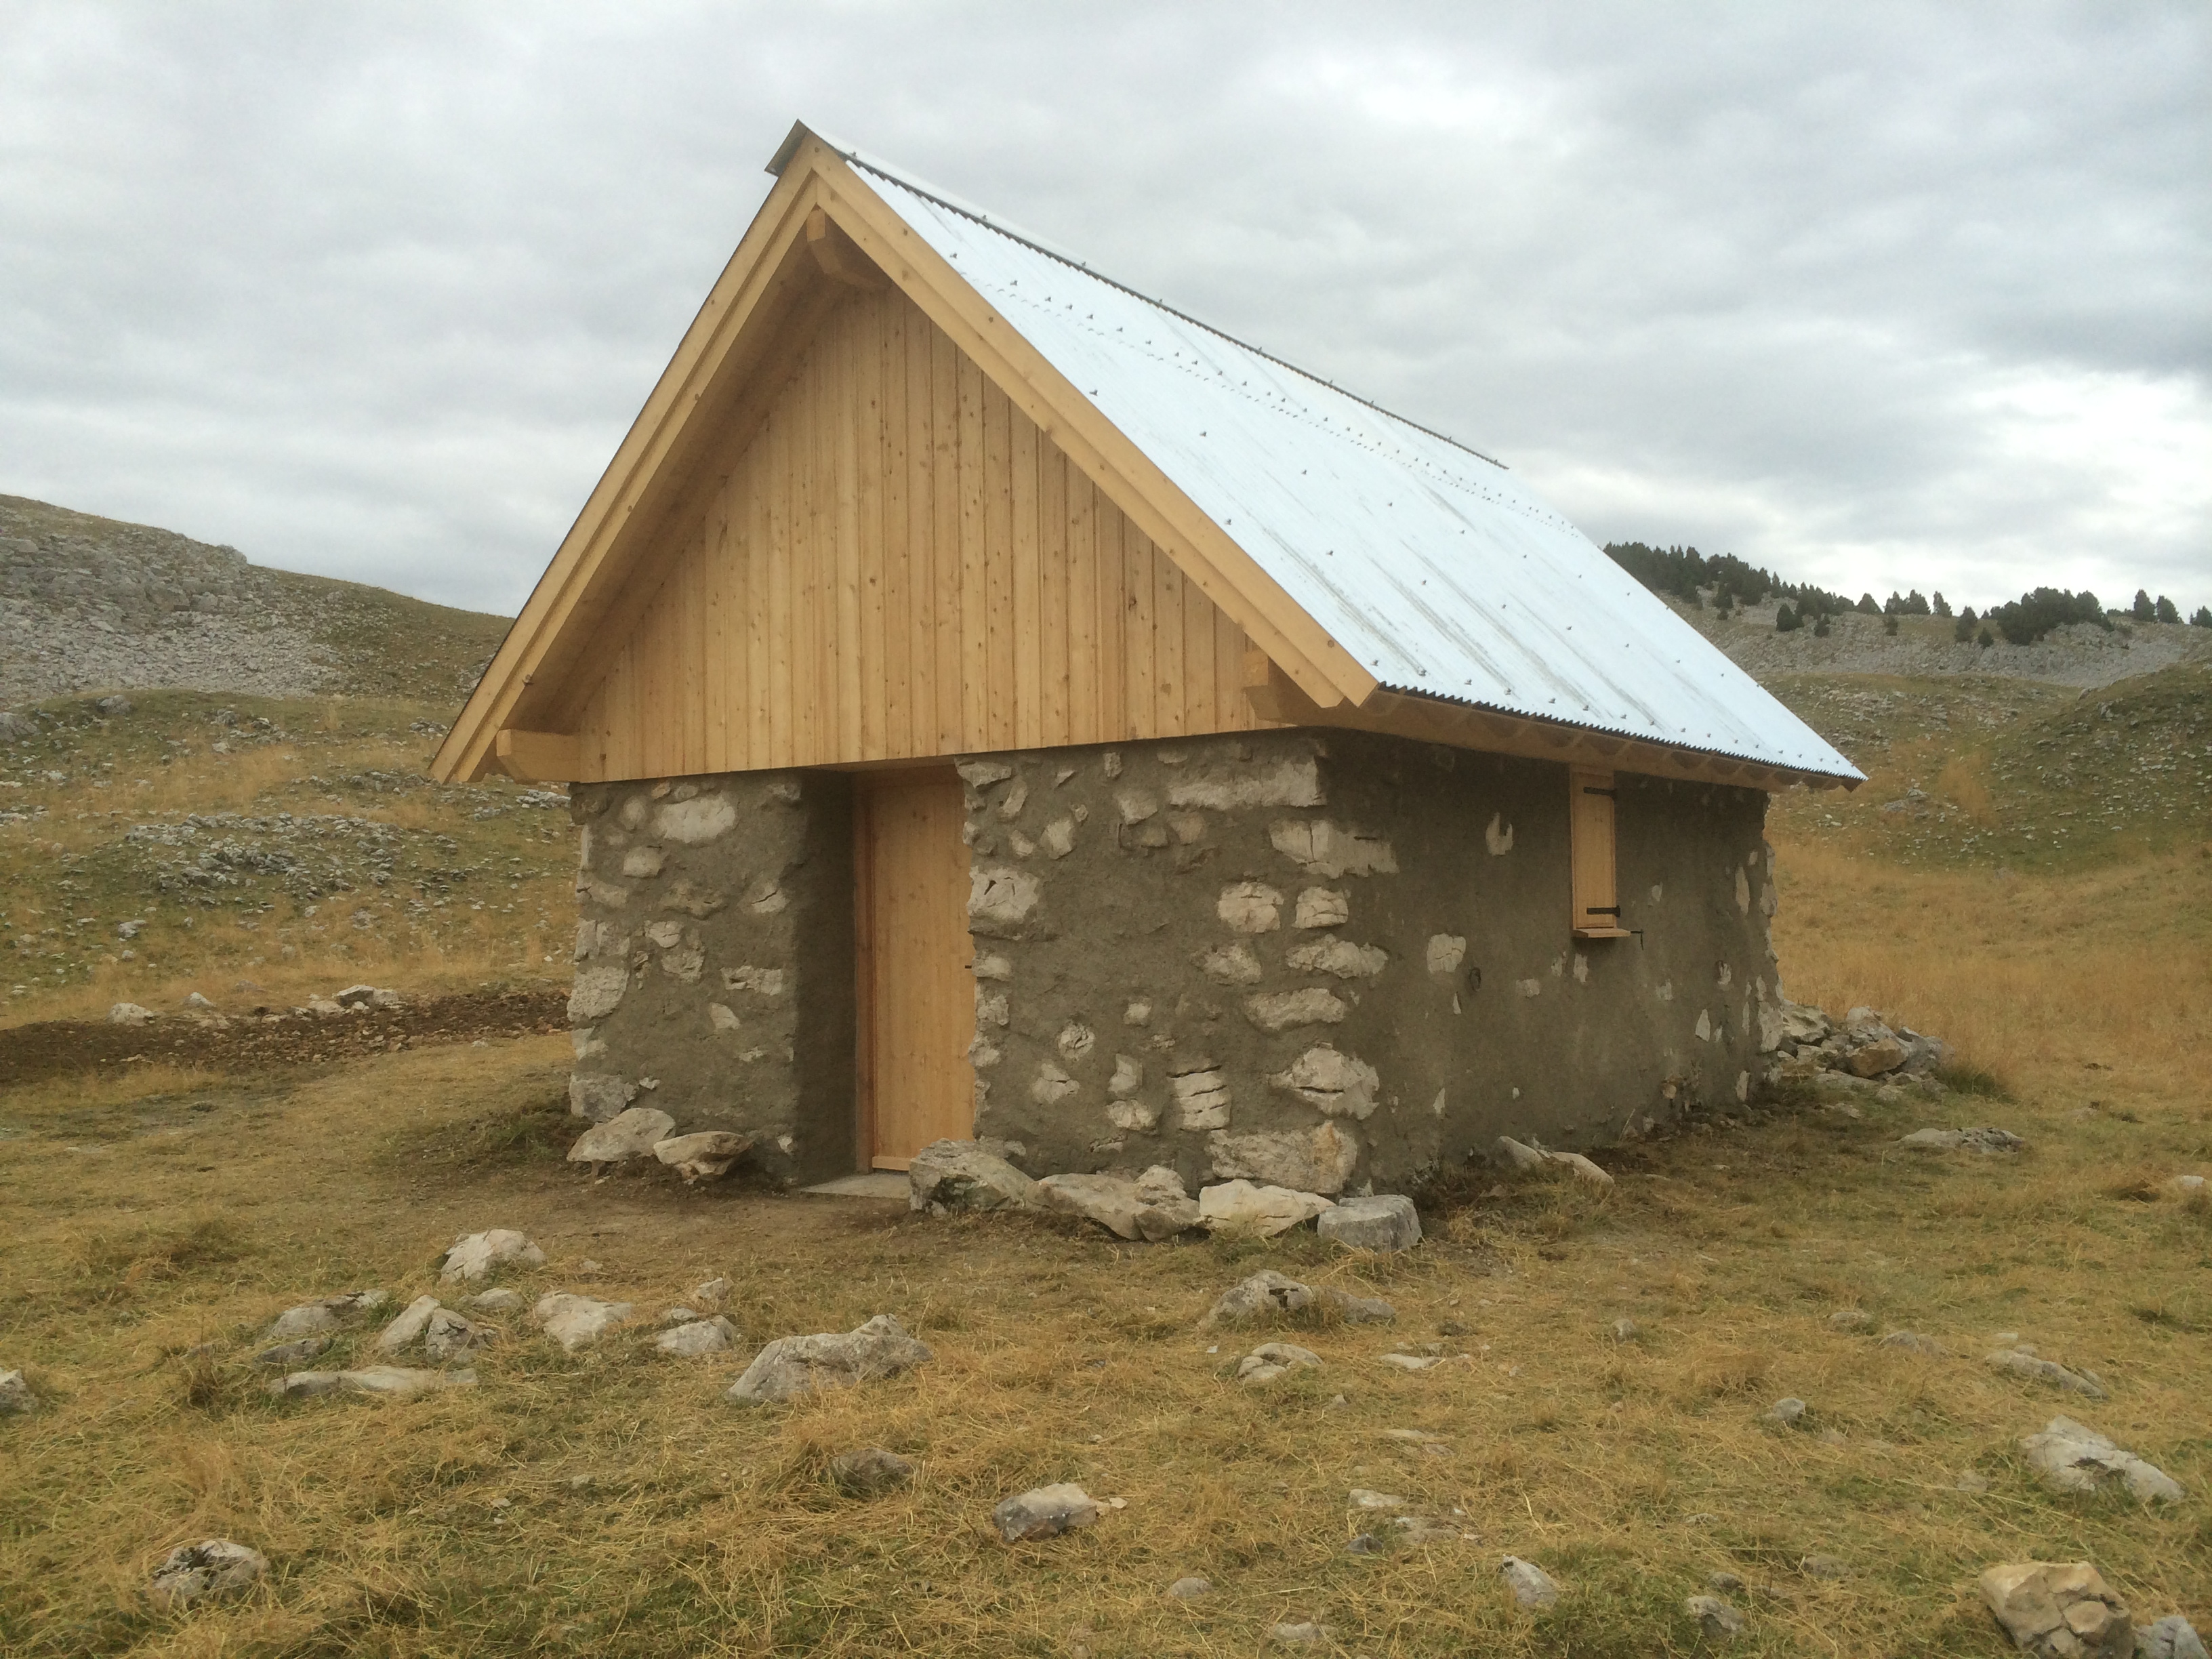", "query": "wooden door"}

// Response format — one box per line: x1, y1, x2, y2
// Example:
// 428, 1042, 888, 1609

857, 769, 975, 1169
